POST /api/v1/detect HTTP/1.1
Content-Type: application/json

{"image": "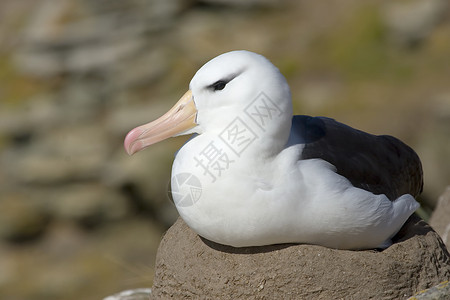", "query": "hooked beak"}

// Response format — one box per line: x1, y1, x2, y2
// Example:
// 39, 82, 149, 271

124, 90, 197, 155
